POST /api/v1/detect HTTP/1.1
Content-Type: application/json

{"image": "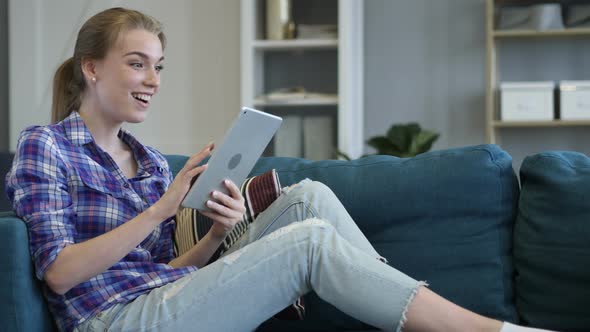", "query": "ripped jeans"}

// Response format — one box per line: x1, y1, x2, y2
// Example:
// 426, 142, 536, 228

74, 179, 423, 332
